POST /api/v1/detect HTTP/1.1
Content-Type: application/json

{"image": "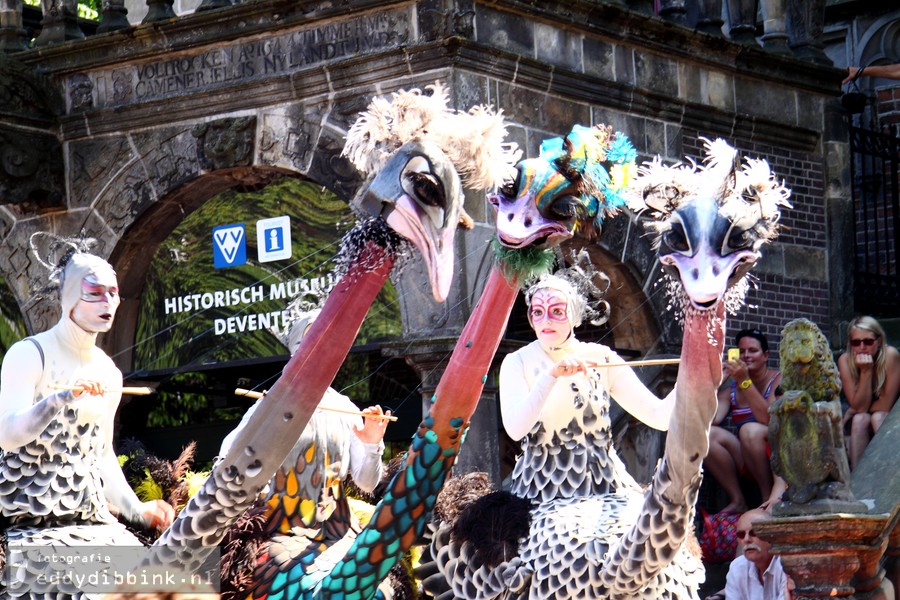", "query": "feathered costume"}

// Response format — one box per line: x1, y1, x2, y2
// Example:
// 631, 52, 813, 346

0, 238, 160, 599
